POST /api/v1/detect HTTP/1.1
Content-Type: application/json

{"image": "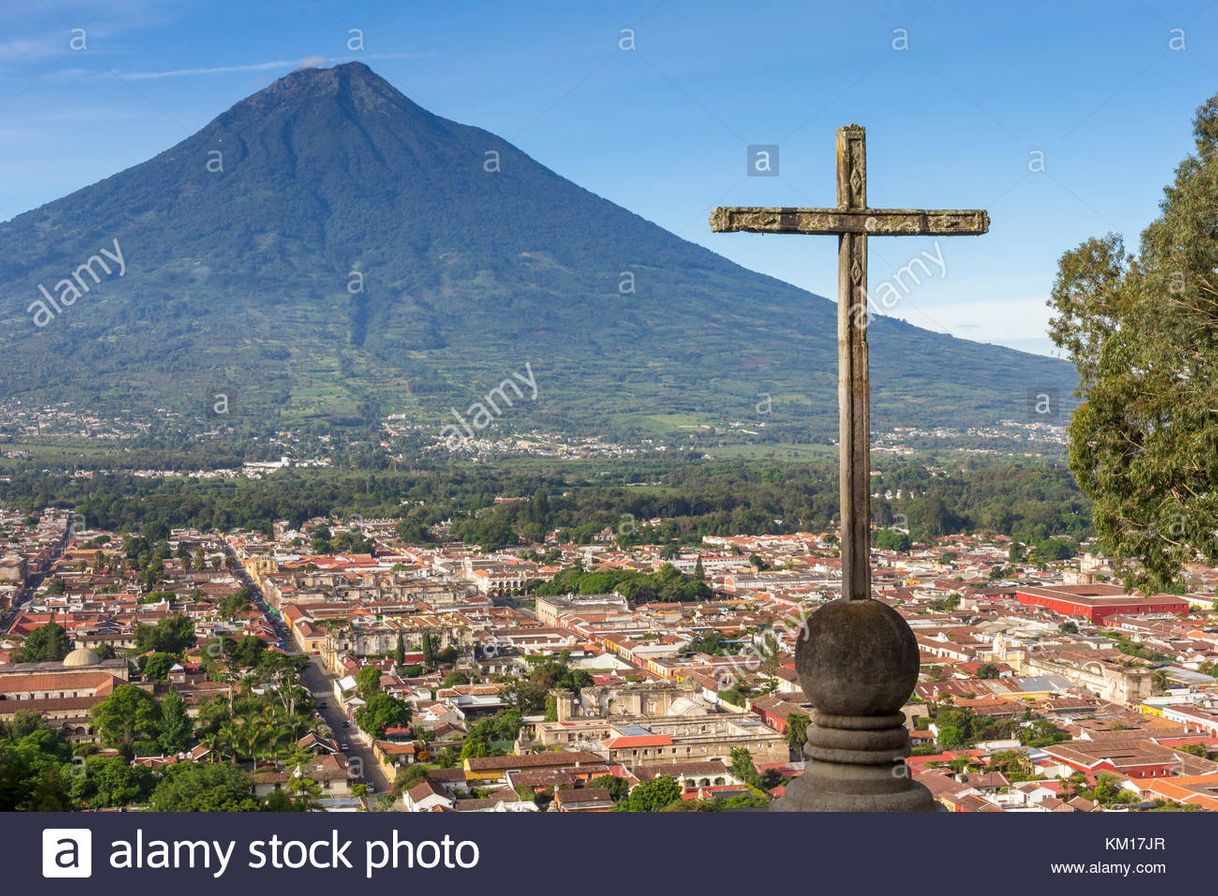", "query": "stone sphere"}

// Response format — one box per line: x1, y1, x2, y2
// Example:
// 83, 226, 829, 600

795, 597, 920, 716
